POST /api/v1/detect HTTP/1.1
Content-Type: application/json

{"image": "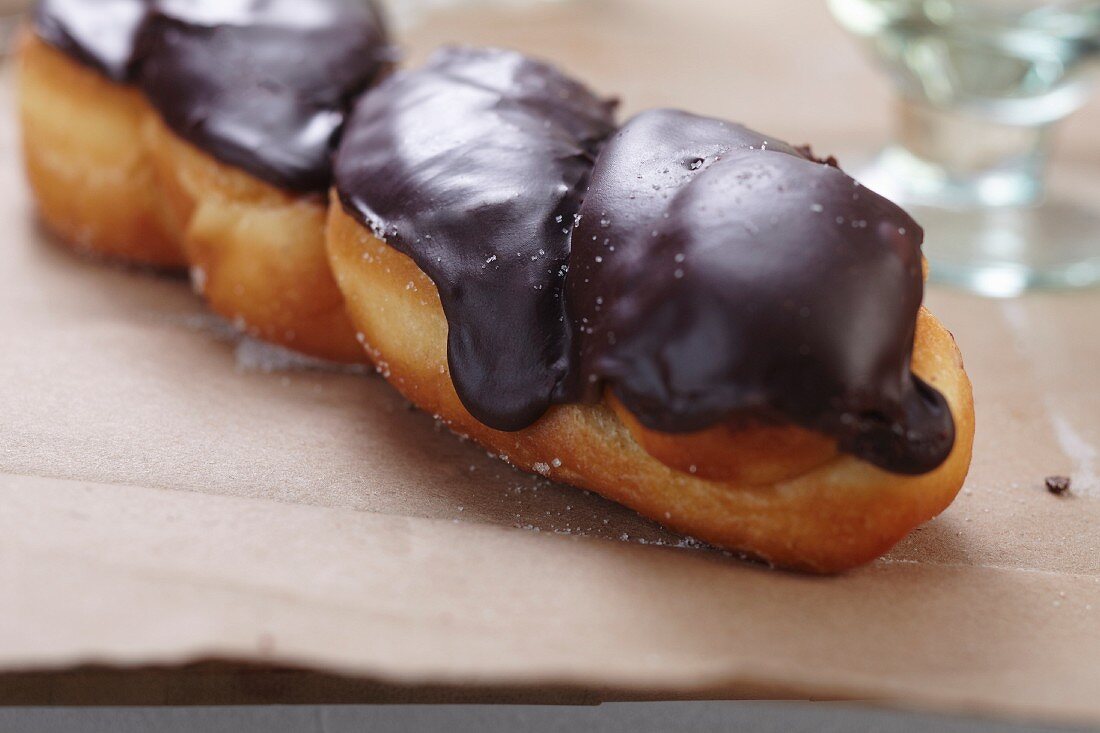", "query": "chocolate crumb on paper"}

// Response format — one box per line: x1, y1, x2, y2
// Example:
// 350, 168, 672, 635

1046, 475, 1072, 496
